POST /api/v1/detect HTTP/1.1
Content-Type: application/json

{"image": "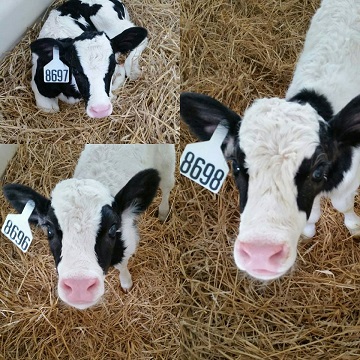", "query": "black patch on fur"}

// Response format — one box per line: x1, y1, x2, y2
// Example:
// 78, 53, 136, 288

289, 89, 334, 121
295, 140, 352, 218
113, 169, 161, 215
180, 92, 241, 143
57, 0, 102, 26
31, 31, 114, 105
2, 184, 63, 266
95, 205, 125, 273
108, 0, 126, 19
232, 146, 249, 213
